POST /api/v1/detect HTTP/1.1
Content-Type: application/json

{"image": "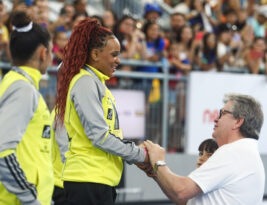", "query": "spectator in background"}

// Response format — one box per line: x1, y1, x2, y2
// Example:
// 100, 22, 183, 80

73, 0, 88, 17
33, 0, 49, 28
0, 0, 8, 25
142, 21, 165, 67
166, 23, 195, 152
186, 0, 215, 34
244, 37, 267, 74
220, 8, 245, 66
180, 138, 218, 205
247, 5, 267, 38
168, 41, 192, 75
196, 138, 218, 168
136, 20, 165, 99
222, 8, 238, 28
113, 15, 146, 61
90, 14, 104, 26
52, 30, 68, 66
143, 2, 163, 23
216, 23, 237, 71
236, 8, 248, 31
102, 9, 117, 31
175, 25, 195, 70
168, 12, 187, 43
0, 0, 11, 63
67, 12, 87, 37
195, 32, 218, 71
113, 14, 146, 88
48, 3, 75, 35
